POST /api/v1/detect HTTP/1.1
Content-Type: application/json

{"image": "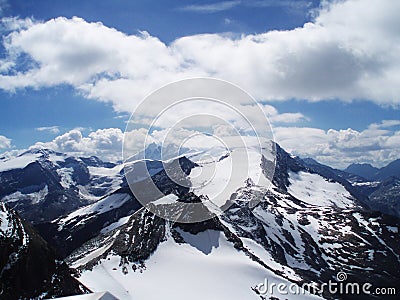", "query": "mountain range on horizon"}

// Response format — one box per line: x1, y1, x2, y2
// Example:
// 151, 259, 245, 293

0, 143, 399, 299
344, 160, 400, 182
